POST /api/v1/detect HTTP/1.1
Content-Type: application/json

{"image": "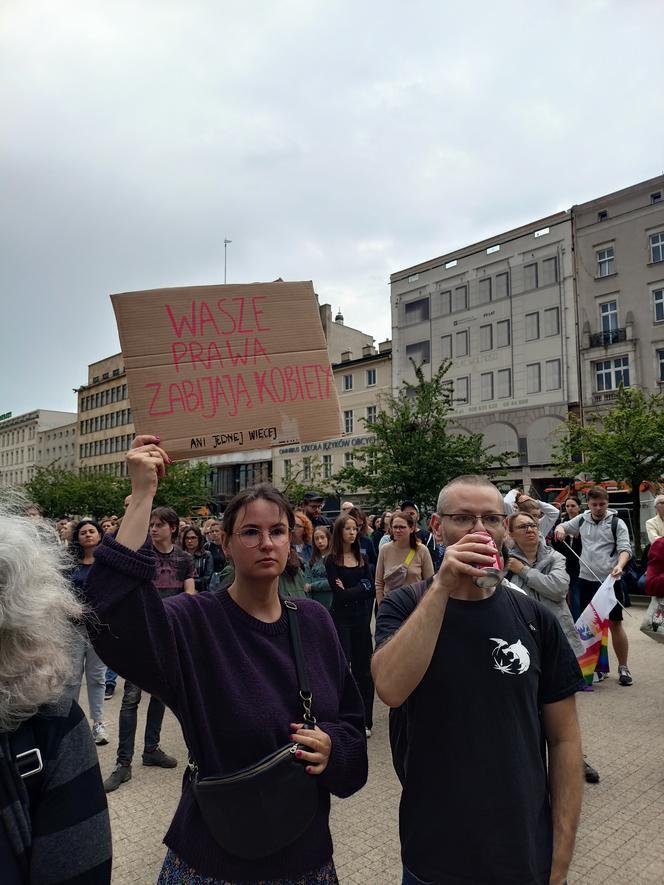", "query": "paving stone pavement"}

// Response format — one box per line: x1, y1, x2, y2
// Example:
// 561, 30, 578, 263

89, 603, 664, 884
